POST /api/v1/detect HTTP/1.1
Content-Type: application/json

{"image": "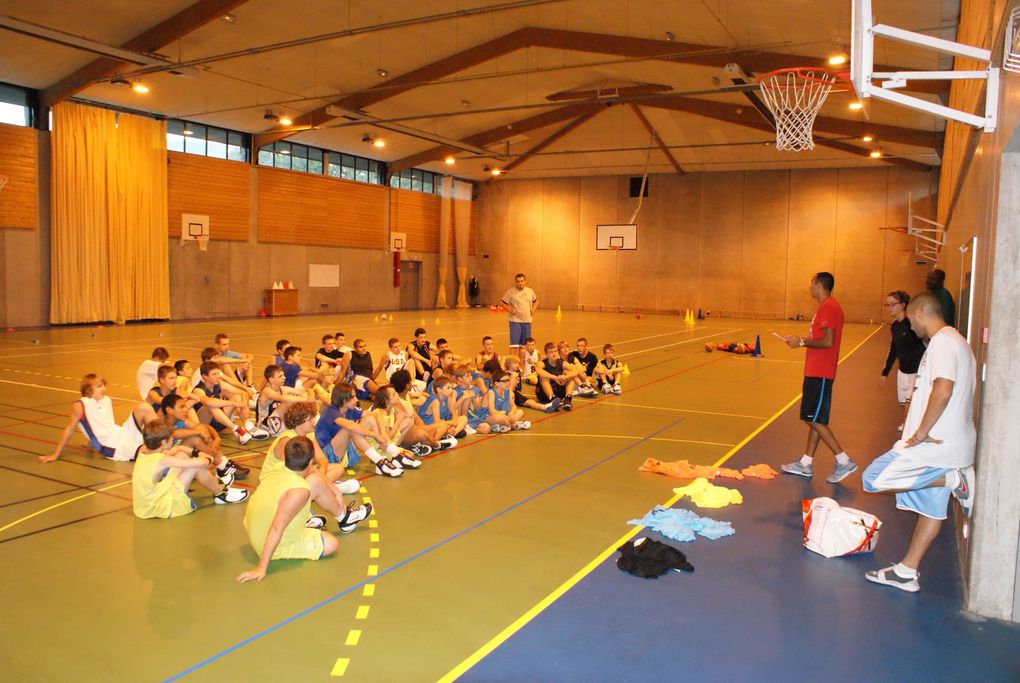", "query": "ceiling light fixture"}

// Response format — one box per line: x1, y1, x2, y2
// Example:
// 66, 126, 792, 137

363, 133, 385, 148
848, 101, 863, 110
132, 81, 150, 94
444, 156, 456, 165
278, 115, 293, 126
490, 167, 502, 176
665, 31, 675, 42
377, 68, 389, 78
862, 134, 874, 142
828, 54, 848, 66
182, 126, 193, 136
221, 13, 236, 23
869, 150, 883, 158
